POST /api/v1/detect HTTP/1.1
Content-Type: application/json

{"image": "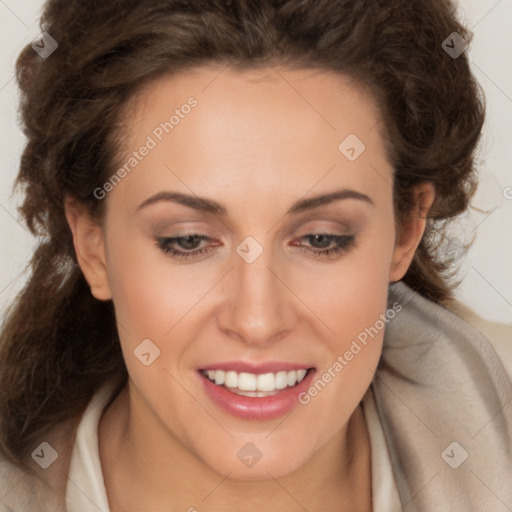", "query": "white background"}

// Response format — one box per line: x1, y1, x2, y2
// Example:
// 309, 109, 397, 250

0, 0, 511, 325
